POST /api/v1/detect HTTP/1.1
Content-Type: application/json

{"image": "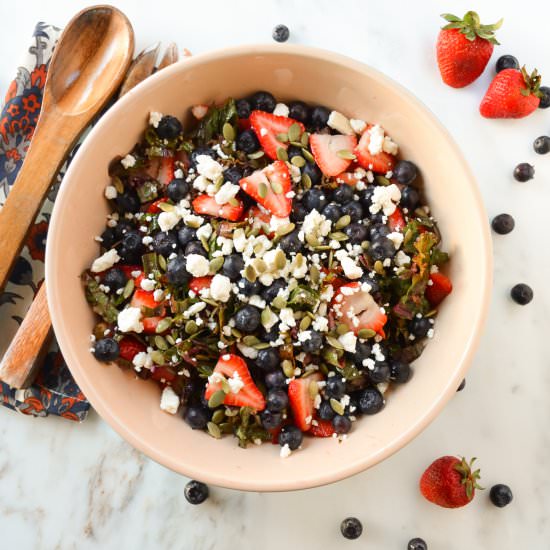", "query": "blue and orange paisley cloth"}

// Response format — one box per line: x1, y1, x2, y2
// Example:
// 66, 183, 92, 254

0, 22, 90, 421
